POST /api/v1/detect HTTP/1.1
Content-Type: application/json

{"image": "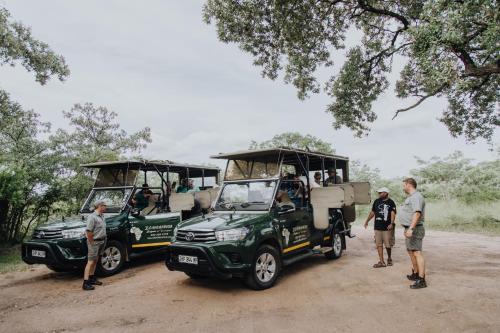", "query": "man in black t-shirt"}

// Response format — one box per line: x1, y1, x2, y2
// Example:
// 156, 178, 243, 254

364, 187, 397, 268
